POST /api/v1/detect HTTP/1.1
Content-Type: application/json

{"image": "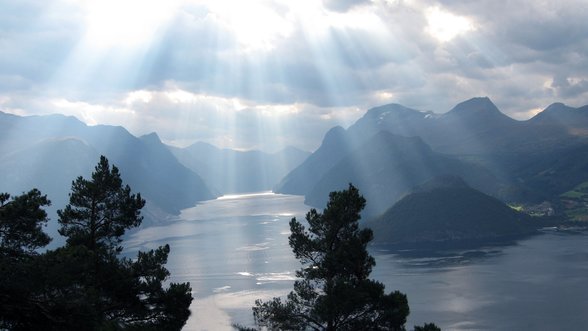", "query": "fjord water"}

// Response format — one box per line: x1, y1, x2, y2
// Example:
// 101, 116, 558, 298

124, 193, 588, 330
